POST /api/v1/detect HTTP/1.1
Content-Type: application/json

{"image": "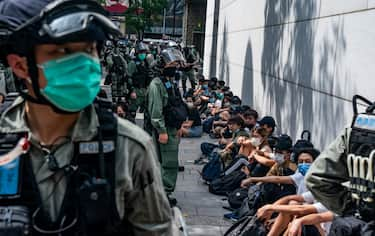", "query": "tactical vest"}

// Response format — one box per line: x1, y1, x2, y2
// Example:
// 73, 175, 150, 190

0, 98, 127, 235
161, 77, 188, 130
347, 95, 375, 221
132, 62, 153, 89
